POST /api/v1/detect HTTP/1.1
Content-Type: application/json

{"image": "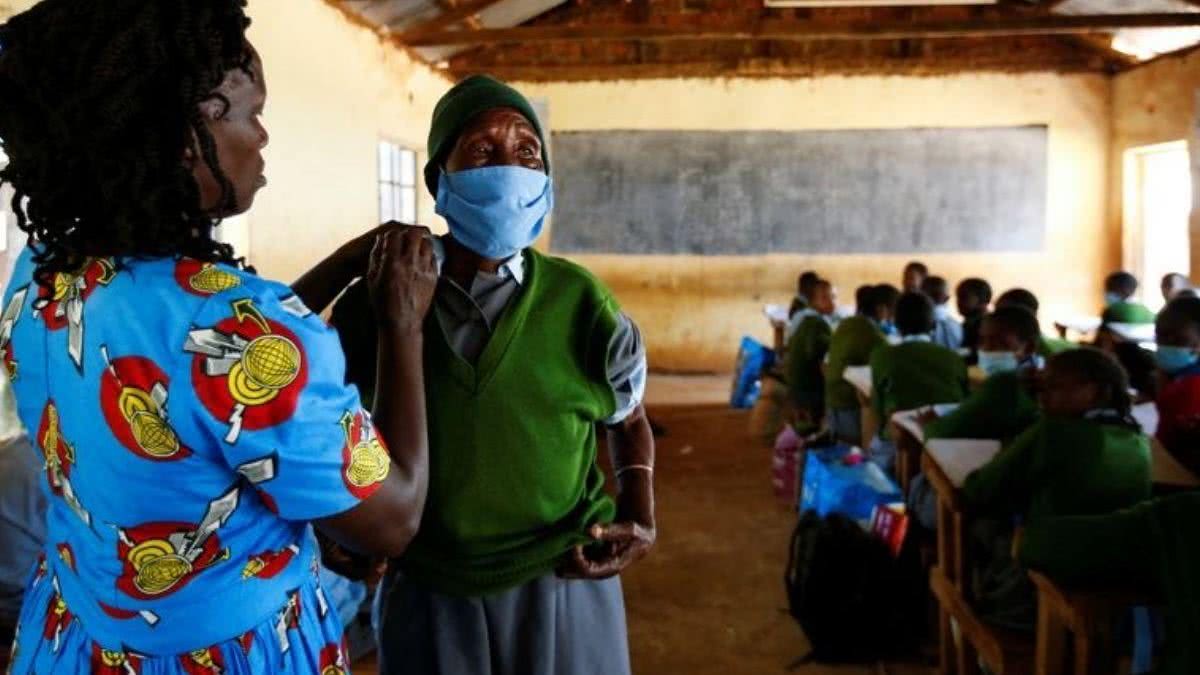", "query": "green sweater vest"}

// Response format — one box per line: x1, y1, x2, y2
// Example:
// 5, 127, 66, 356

400, 249, 619, 596
785, 315, 832, 414
1103, 301, 1157, 325
826, 316, 887, 411
1021, 493, 1200, 675
924, 371, 1039, 444
869, 340, 969, 439
963, 417, 1151, 524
